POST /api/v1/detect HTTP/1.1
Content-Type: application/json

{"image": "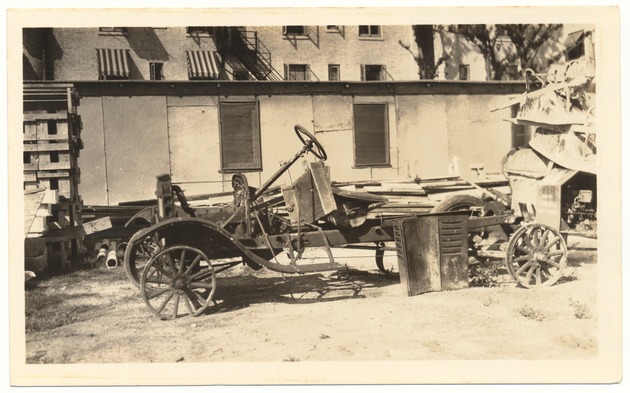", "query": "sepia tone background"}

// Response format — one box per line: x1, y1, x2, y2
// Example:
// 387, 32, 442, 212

5, 4, 623, 388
